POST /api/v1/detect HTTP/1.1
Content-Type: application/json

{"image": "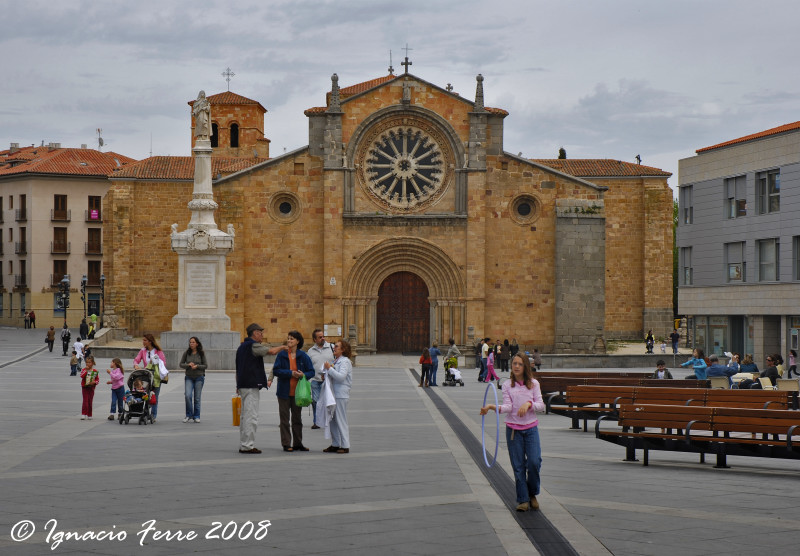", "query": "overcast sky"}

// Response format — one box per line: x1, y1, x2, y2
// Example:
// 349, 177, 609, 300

3, 0, 799, 189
